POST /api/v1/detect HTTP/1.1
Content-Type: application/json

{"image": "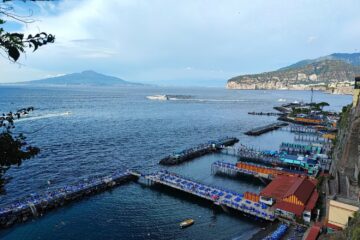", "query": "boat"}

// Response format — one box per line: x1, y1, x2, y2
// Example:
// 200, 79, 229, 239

146, 95, 169, 101
179, 219, 194, 228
